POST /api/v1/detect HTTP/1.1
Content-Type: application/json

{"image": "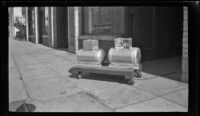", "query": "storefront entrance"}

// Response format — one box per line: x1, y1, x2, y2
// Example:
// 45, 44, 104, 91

38, 7, 51, 47
28, 7, 36, 43
156, 7, 183, 59
56, 7, 68, 49
127, 7, 183, 61
127, 7, 183, 81
79, 6, 183, 81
